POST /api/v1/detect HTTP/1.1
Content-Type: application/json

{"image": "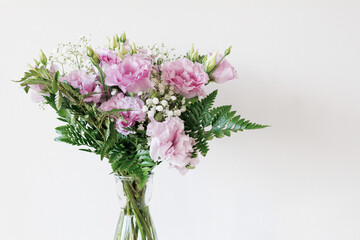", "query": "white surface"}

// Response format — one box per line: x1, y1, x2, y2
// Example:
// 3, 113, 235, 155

1, 2, 360, 240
